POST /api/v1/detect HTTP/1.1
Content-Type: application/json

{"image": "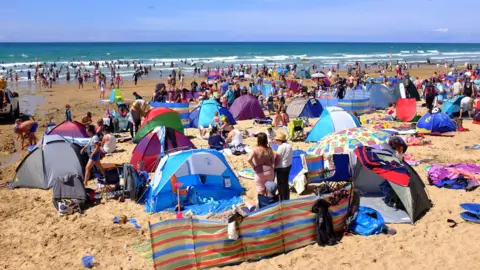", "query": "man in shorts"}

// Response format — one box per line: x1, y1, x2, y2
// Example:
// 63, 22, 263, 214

13, 119, 38, 149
